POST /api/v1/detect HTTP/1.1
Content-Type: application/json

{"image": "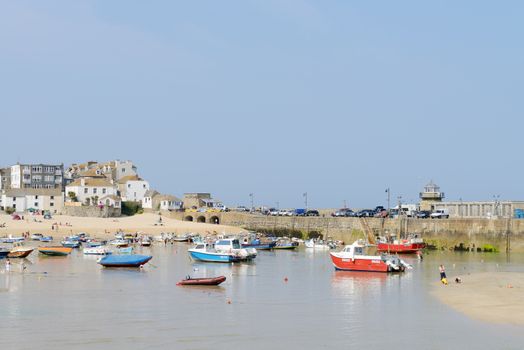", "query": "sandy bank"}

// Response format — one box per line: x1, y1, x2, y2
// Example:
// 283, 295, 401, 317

432, 272, 524, 325
0, 213, 245, 240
